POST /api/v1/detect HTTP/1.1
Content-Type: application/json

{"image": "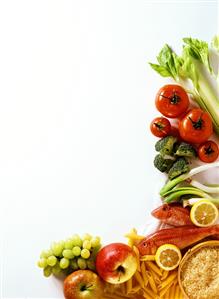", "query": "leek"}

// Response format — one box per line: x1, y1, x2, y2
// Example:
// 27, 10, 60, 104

189, 180, 219, 194
160, 162, 219, 196
164, 189, 211, 204
183, 197, 219, 207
